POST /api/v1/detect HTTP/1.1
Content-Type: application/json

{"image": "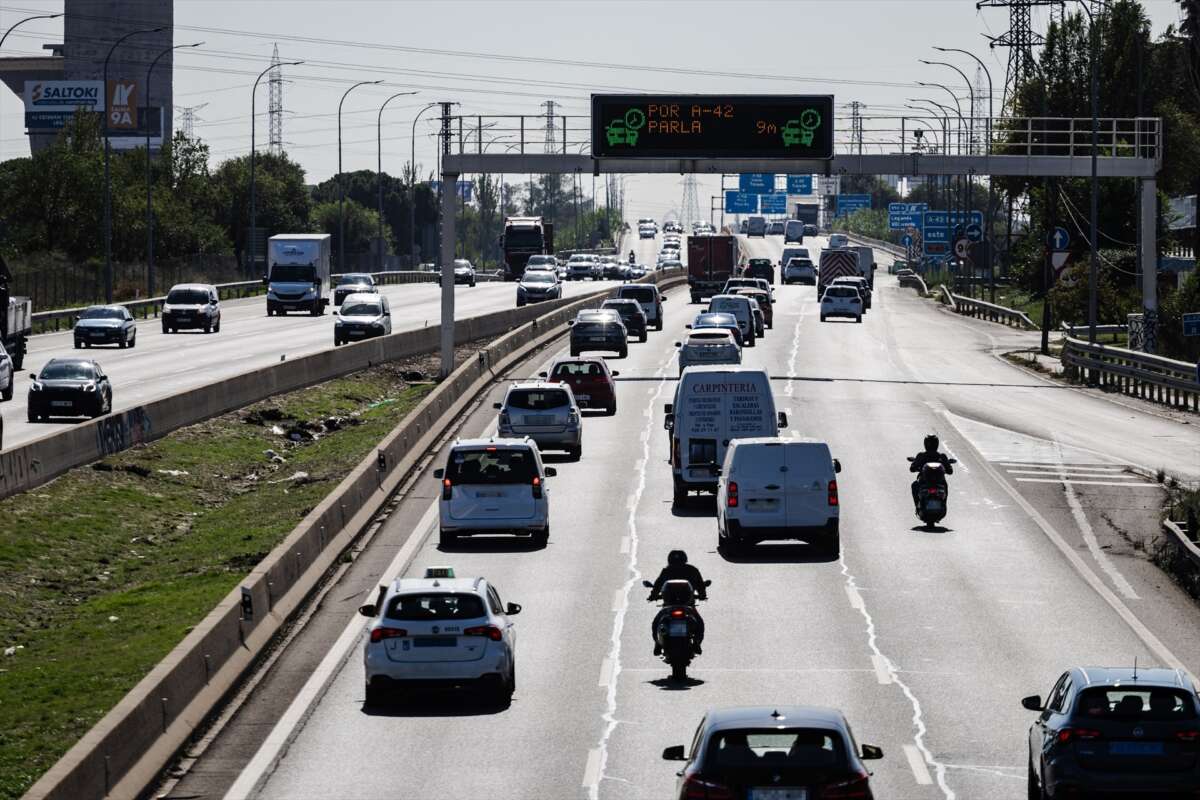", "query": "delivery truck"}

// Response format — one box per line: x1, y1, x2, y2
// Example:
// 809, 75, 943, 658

0, 261, 30, 369
687, 234, 741, 304
500, 216, 555, 281
265, 234, 332, 316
